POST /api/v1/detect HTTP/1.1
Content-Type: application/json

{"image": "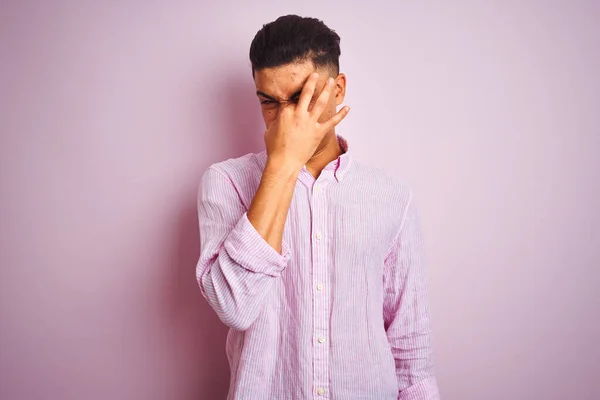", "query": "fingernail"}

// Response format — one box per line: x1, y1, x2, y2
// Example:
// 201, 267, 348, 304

327, 77, 334, 85
313, 73, 319, 79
